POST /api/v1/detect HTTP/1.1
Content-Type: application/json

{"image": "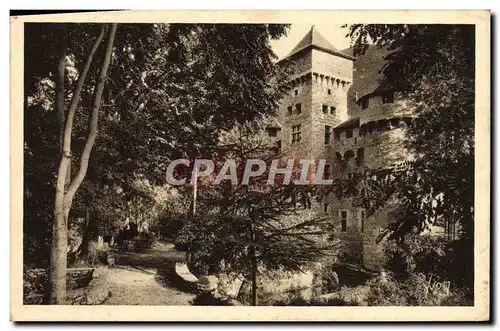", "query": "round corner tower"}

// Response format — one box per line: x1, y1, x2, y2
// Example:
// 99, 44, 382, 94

355, 90, 415, 271
326, 45, 416, 271
331, 44, 416, 271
